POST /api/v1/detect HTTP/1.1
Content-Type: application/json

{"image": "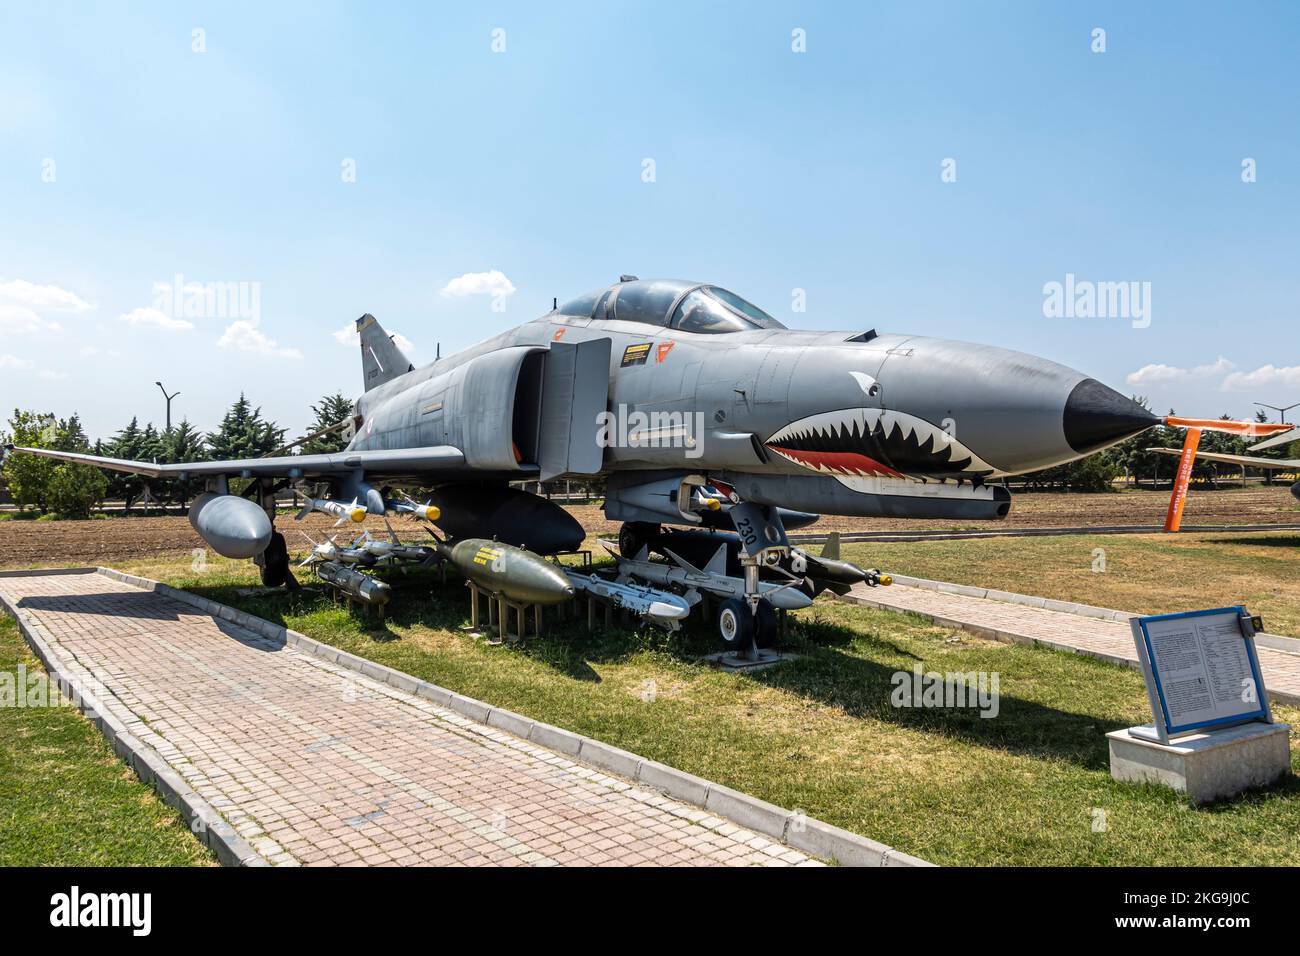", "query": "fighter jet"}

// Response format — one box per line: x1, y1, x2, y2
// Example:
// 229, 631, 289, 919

4, 276, 1157, 625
